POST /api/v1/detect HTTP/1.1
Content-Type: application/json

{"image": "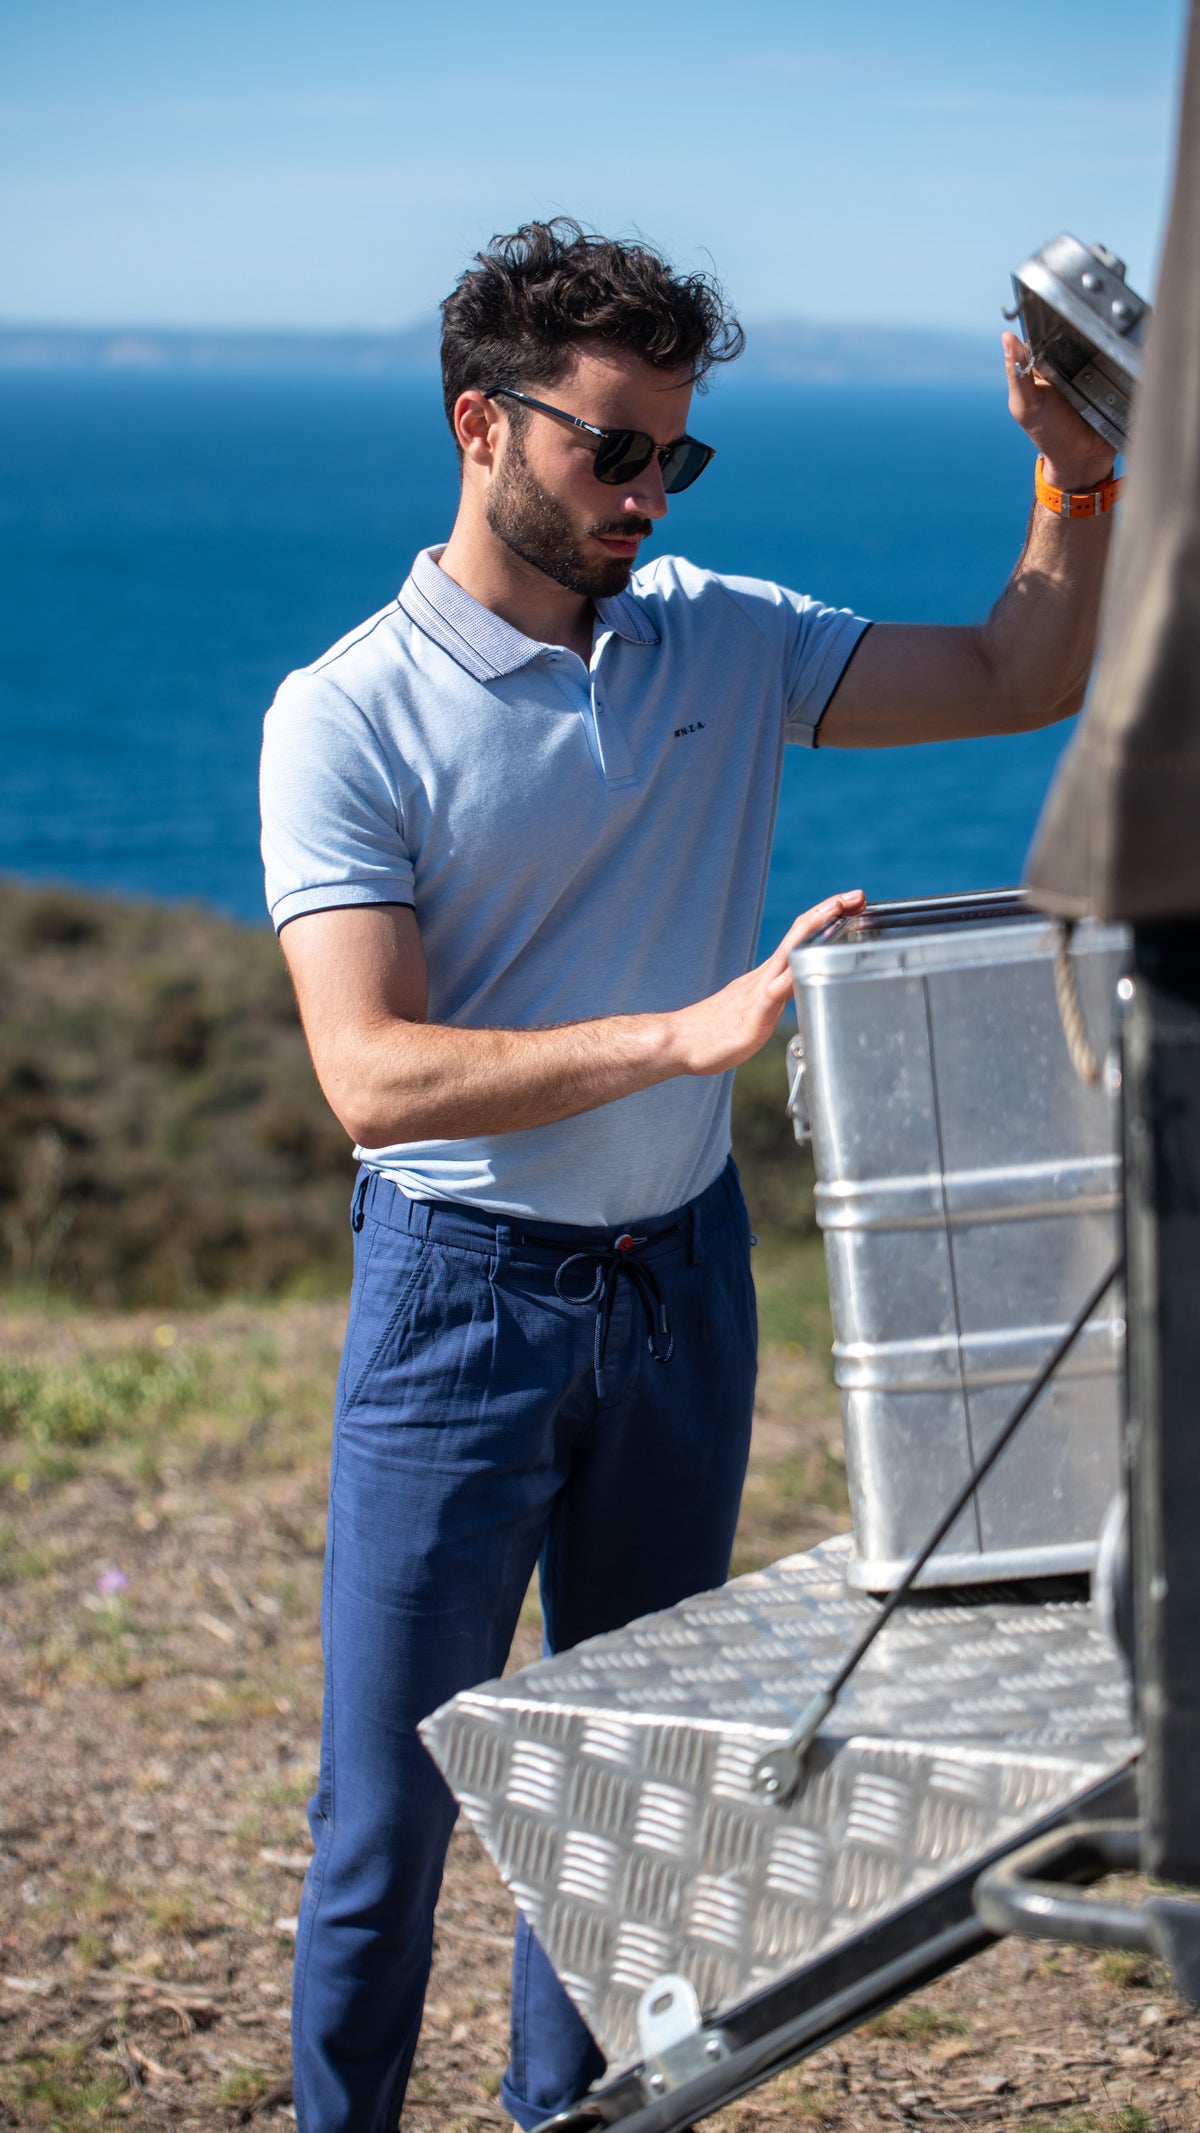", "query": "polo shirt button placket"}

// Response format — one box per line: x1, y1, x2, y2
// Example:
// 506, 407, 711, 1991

591, 677, 636, 791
